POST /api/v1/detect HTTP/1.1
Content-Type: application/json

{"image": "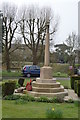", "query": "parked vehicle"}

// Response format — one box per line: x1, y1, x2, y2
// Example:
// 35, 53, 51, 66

22, 65, 40, 77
